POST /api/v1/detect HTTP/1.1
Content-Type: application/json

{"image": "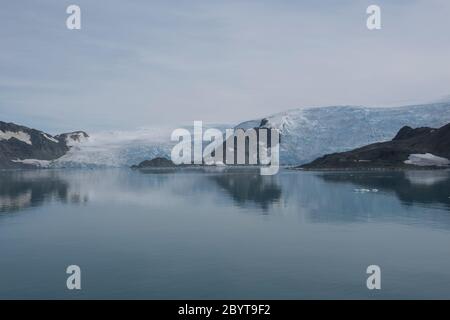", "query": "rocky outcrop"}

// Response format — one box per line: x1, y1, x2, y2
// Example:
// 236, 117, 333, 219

300, 123, 450, 170
131, 157, 175, 169
54, 131, 89, 145
214, 119, 281, 165
0, 121, 88, 169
